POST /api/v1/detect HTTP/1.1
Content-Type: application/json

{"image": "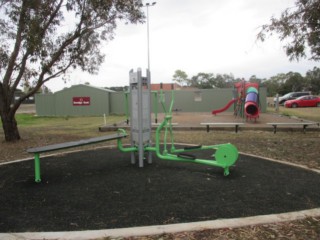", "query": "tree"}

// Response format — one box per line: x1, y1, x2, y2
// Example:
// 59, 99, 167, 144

261, 74, 285, 96
190, 73, 215, 89
305, 67, 320, 94
172, 70, 189, 86
0, 0, 145, 141
279, 72, 306, 94
215, 73, 239, 88
248, 75, 265, 85
190, 72, 235, 89
257, 0, 320, 61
